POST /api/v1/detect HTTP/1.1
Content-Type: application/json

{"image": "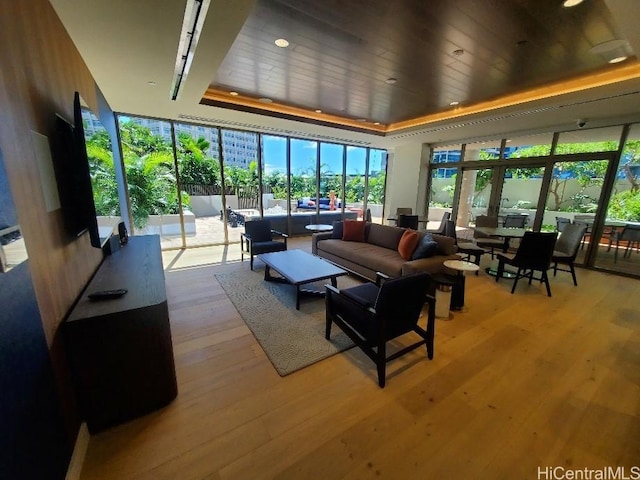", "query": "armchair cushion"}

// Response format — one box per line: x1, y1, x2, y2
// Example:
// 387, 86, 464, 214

342, 220, 367, 242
